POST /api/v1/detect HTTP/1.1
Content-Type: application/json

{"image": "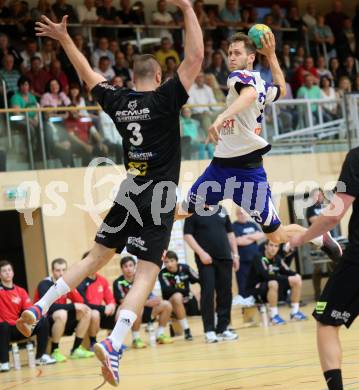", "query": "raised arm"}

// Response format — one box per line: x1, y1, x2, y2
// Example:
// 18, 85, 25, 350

170, 0, 204, 92
258, 32, 286, 98
35, 15, 106, 90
